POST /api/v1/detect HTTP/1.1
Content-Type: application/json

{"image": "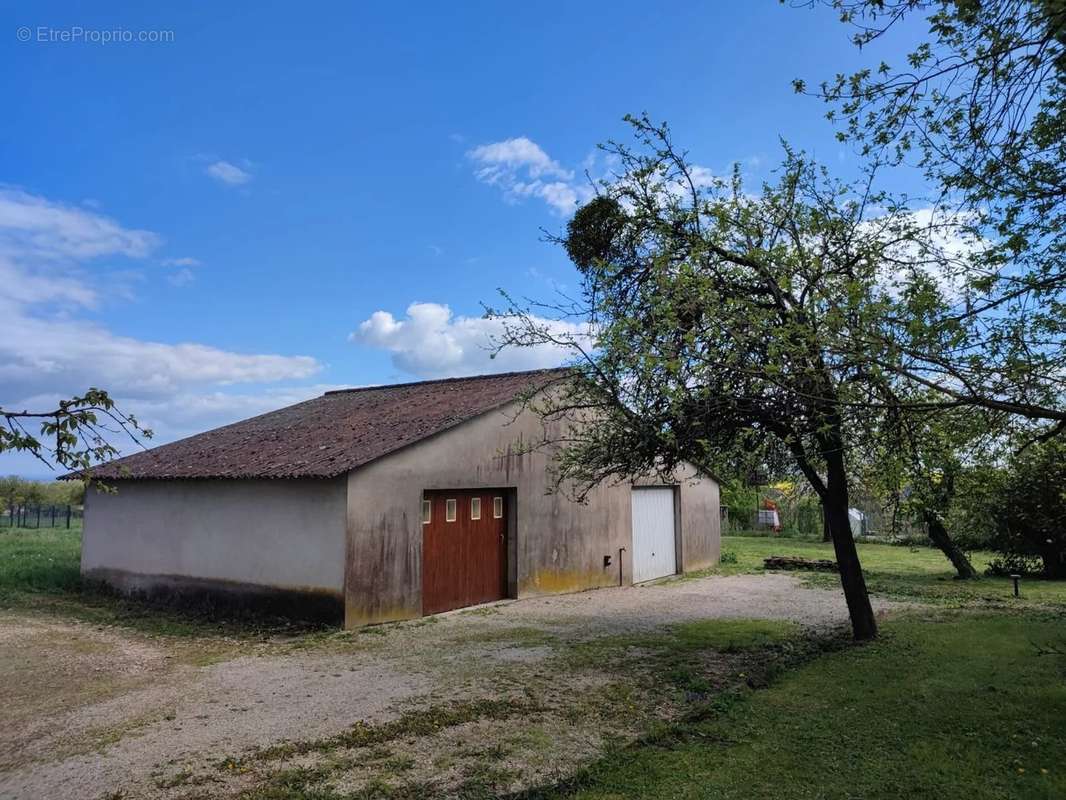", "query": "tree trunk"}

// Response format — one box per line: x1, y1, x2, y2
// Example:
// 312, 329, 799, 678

822, 437, 878, 641
923, 511, 978, 579
1042, 548, 1066, 580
